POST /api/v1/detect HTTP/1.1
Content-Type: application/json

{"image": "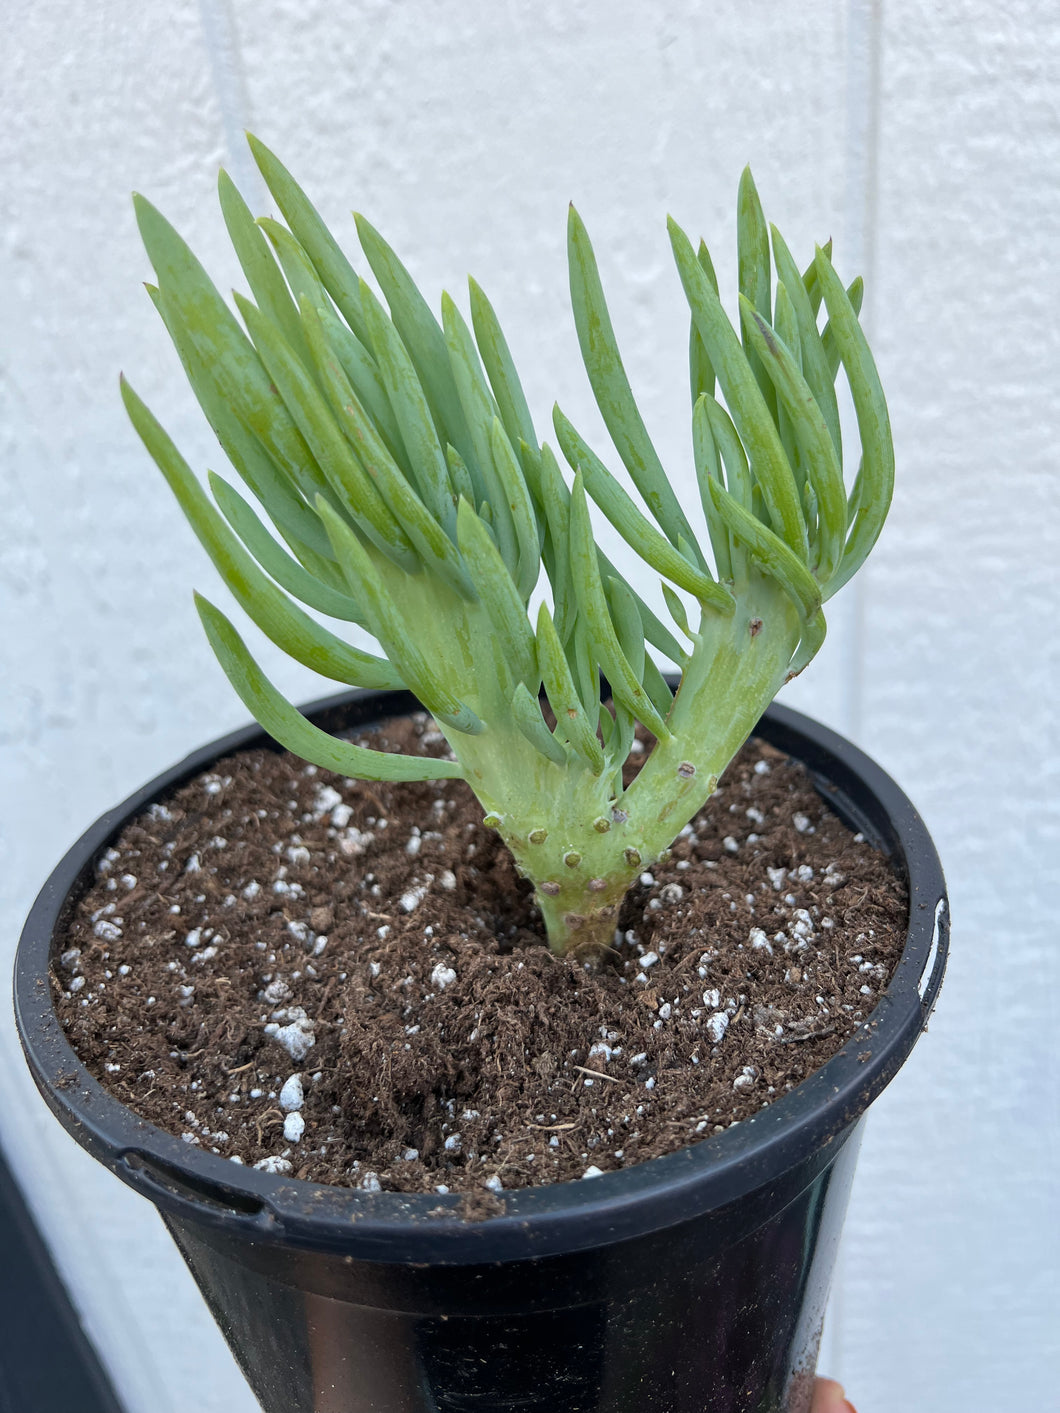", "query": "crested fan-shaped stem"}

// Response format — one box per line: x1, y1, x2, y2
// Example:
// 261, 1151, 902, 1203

436, 575, 802, 955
